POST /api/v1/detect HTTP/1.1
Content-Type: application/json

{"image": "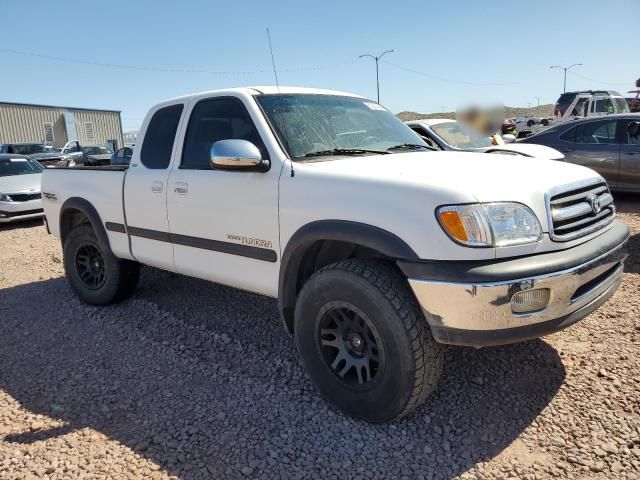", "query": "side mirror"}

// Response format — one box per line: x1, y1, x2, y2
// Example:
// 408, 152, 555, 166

210, 139, 269, 171
502, 134, 516, 144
